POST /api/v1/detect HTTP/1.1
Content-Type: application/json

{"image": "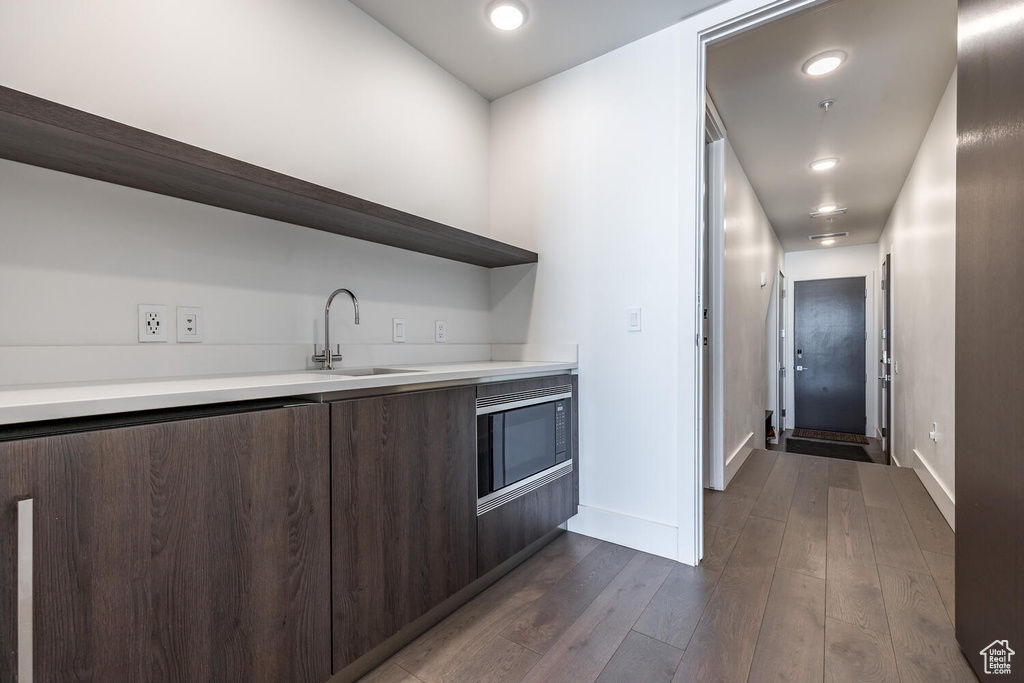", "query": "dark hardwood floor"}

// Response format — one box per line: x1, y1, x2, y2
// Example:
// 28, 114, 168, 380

360, 450, 973, 683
